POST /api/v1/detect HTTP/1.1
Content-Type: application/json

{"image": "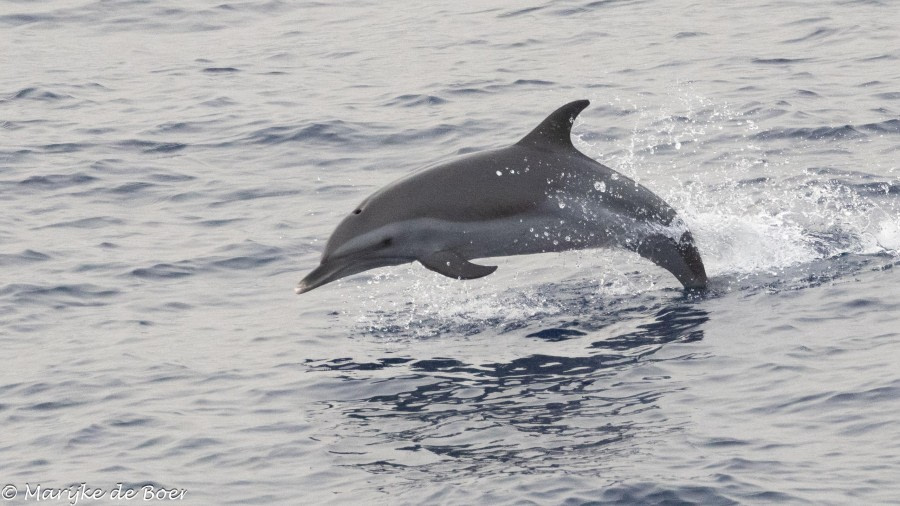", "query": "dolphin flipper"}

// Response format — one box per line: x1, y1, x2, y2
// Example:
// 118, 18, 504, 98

420, 251, 498, 280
